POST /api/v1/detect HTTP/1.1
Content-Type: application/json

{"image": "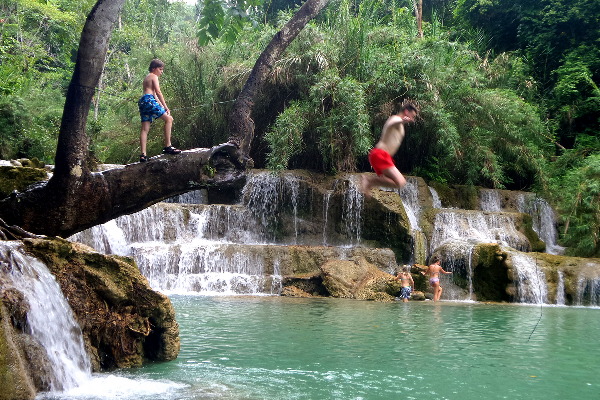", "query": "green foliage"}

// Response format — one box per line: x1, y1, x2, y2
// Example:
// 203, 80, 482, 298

197, 0, 262, 46
310, 71, 371, 173
552, 58, 600, 151
265, 101, 307, 170
552, 153, 600, 257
